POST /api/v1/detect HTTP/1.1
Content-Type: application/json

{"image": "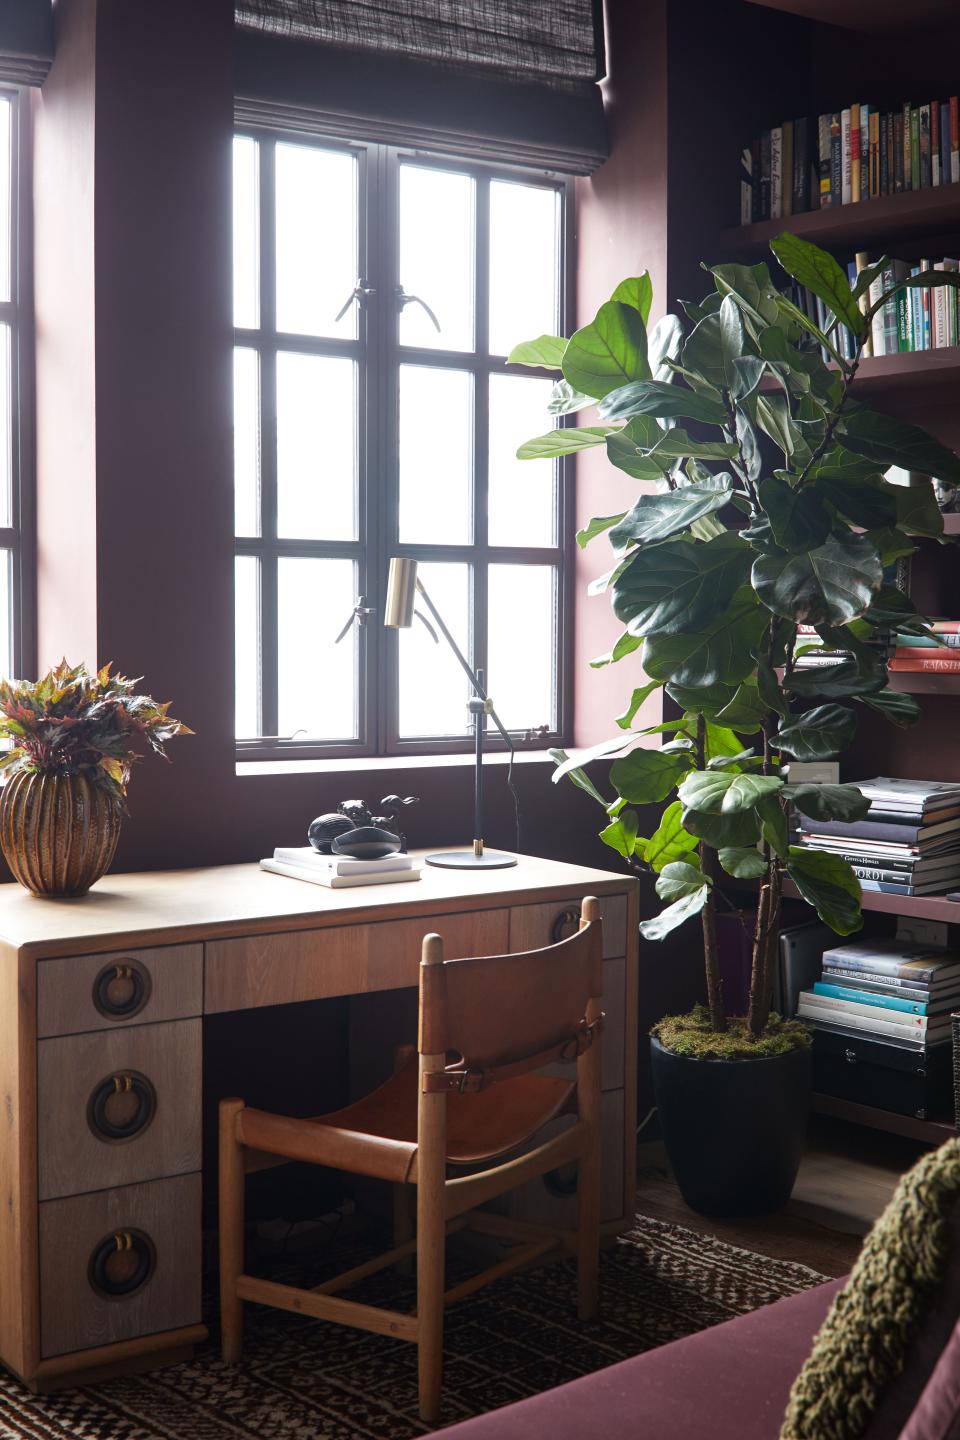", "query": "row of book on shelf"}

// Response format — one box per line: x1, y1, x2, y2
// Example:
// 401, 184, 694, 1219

784, 254, 959, 363
741, 98, 960, 223
796, 622, 960, 680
